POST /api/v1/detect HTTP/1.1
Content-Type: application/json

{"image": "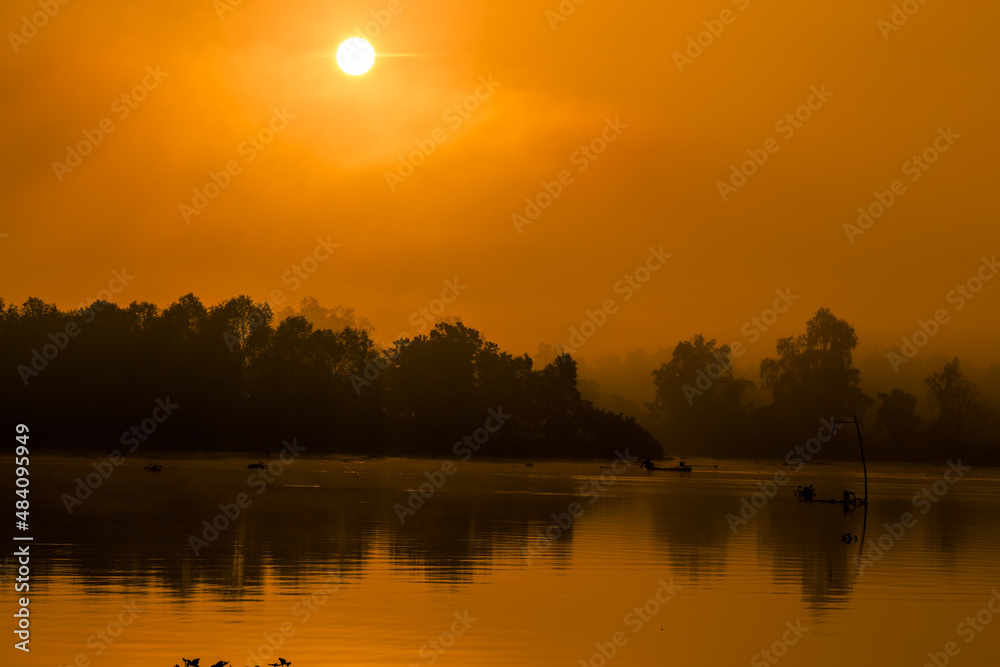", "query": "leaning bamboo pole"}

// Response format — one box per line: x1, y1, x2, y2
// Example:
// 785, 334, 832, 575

833, 414, 868, 504
853, 414, 868, 503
